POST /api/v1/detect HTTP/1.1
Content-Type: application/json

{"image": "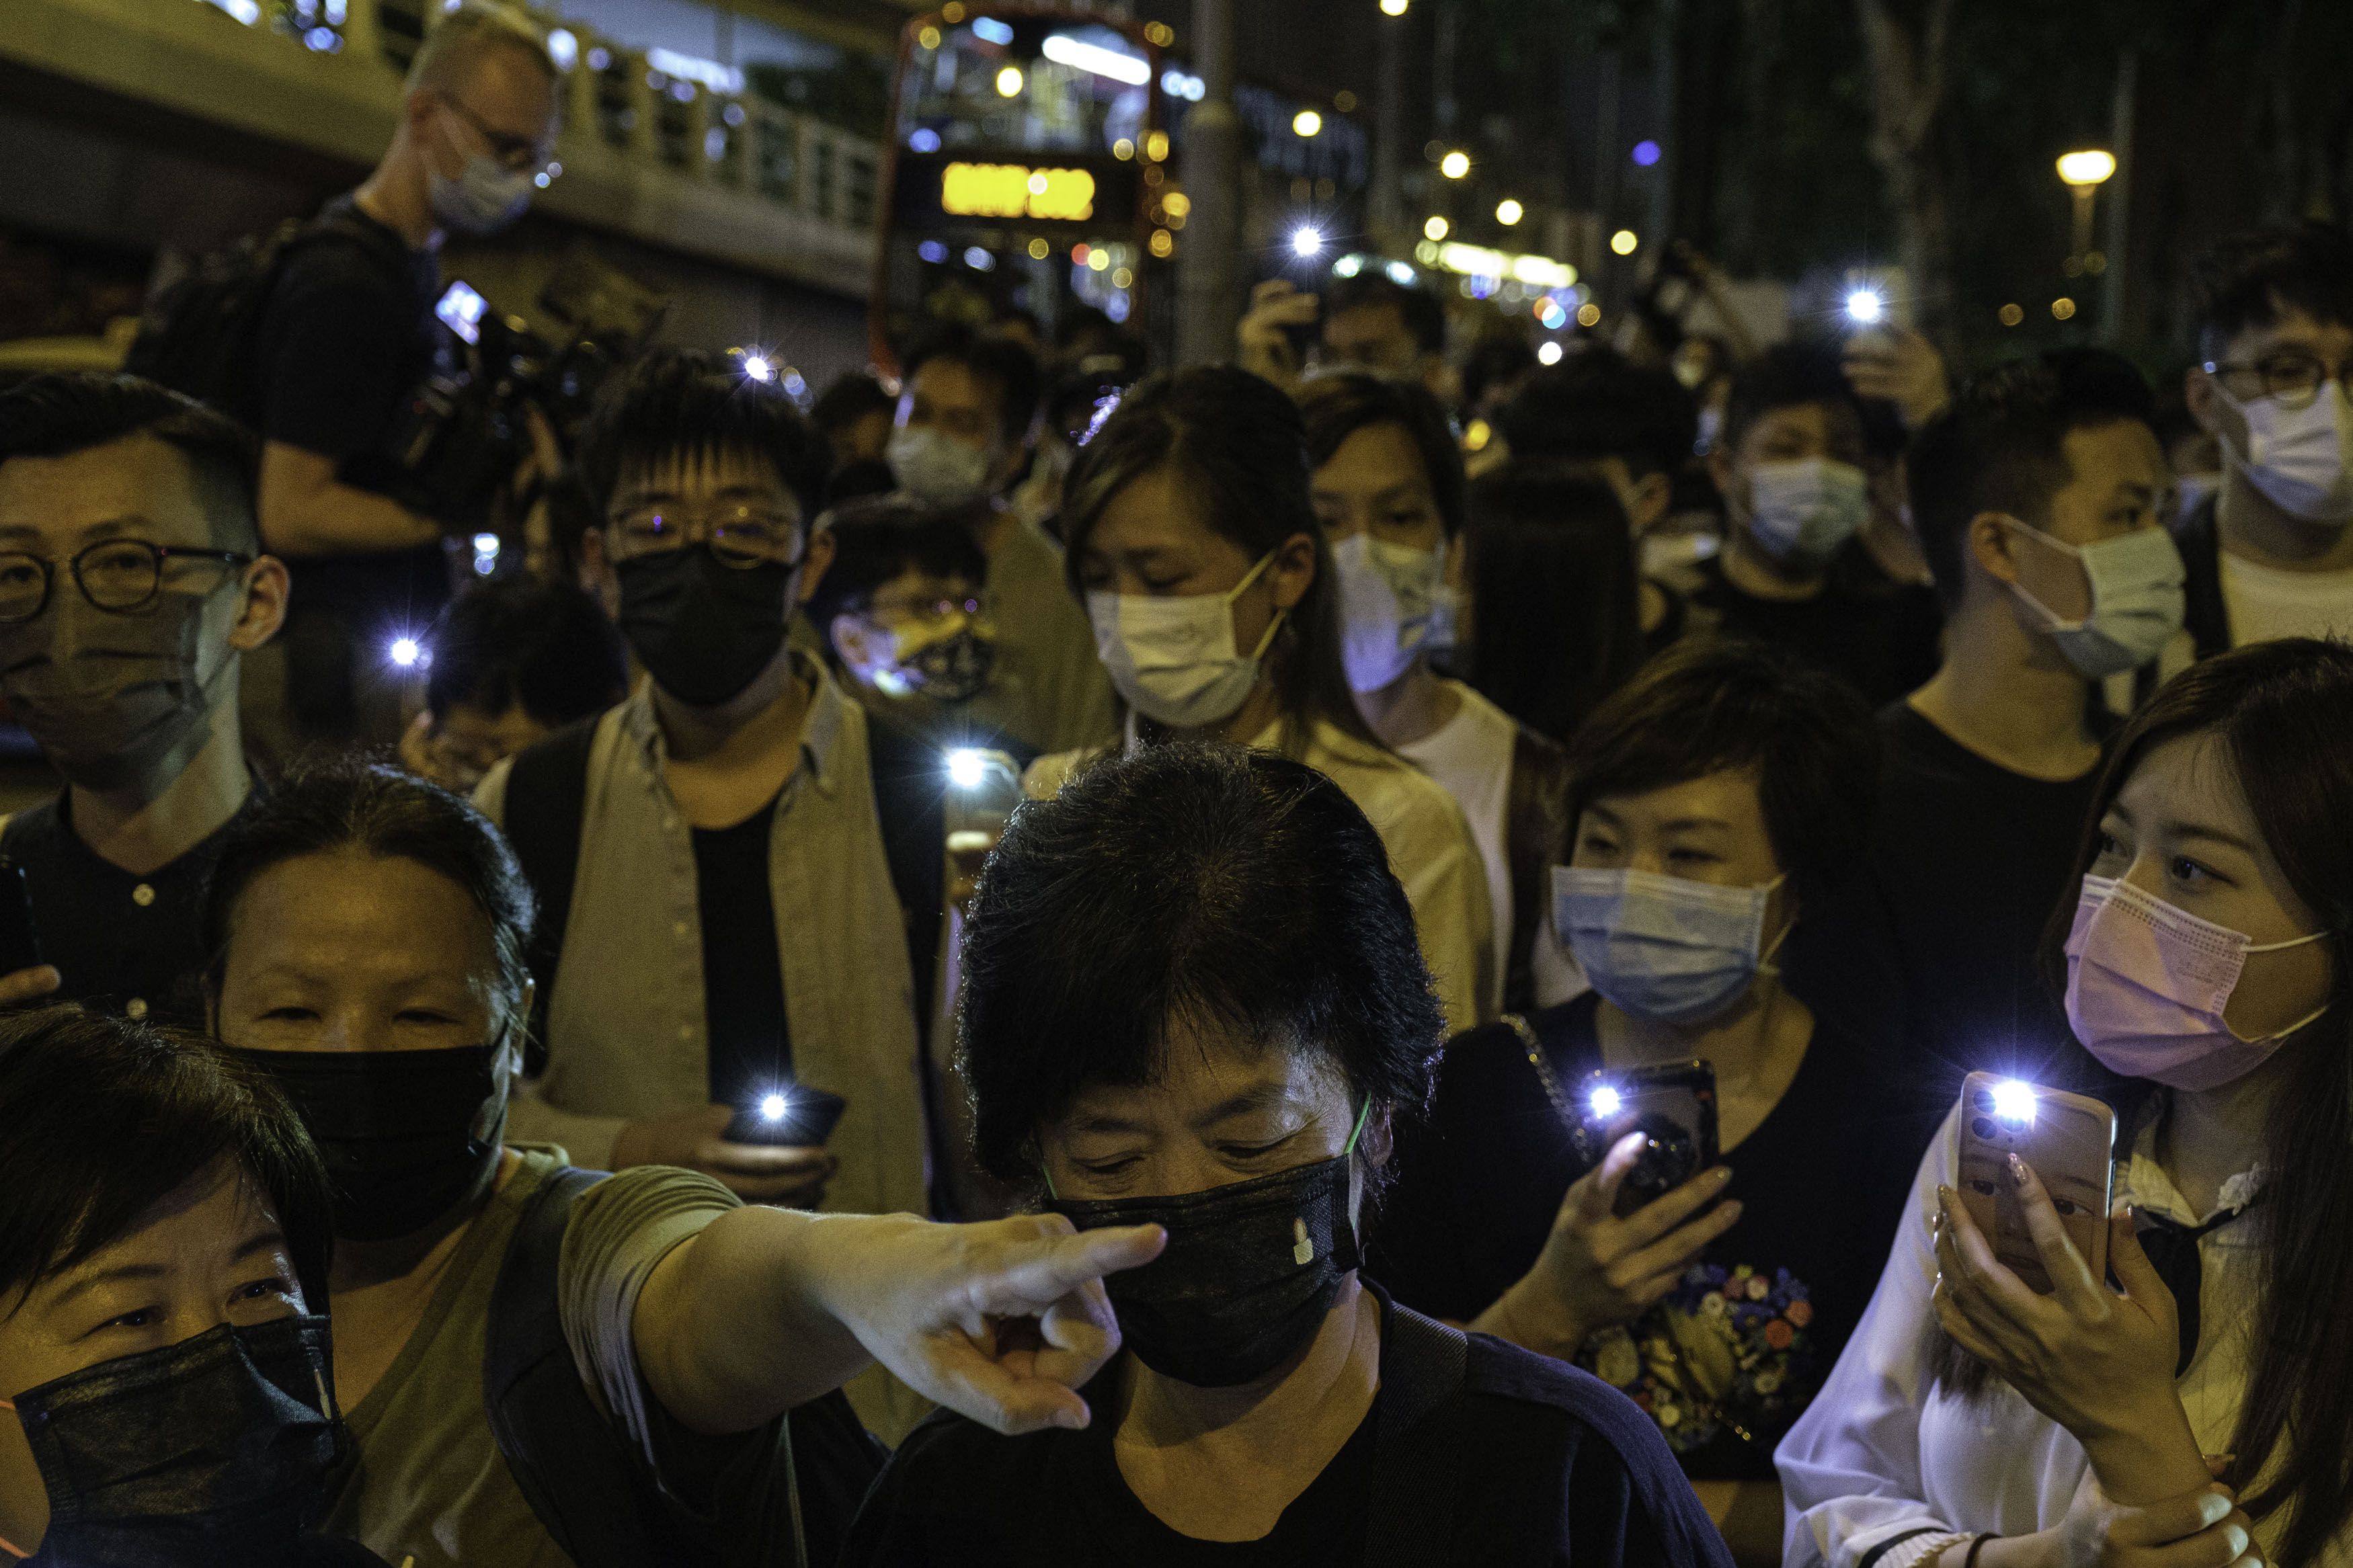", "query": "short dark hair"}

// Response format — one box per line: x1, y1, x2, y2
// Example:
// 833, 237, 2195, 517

1720, 341, 1861, 458
204, 757, 537, 1034
1295, 372, 1468, 535
956, 743, 1447, 1185
810, 372, 898, 437
1060, 366, 1378, 750
2190, 221, 2353, 360
1459, 333, 1539, 413
423, 575, 629, 726
1463, 460, 1644, 745
1324, 273, 1447, 357
805, 493, 990, 629
1564, 637, 1879, 908
0, 1003, 335, 1313
575, 347, 830, 524
1495, 347, 1699, 480
902, 324, 1045, 450
0, 372, 261, 552
1908, 349, 2158, 612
